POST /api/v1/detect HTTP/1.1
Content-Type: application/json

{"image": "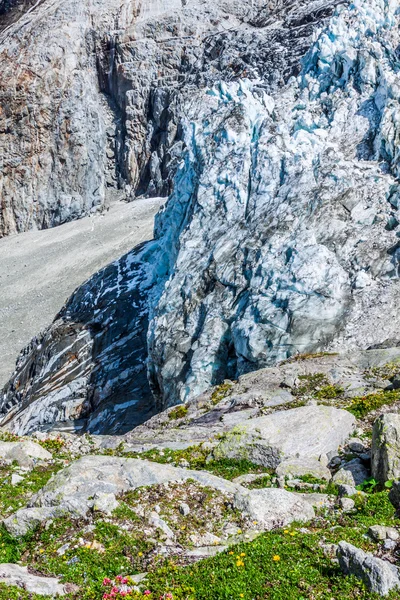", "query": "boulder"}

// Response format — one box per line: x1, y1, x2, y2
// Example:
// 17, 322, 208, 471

372, 414, 400, 484
338, 484, 358, 497
3, 507, 68, 538
3, 456, 241, 536
213, 405, 355, 468
0, 441, 51, 469
339, 497, 355, 512
233, 488, 315, 530
332, 458, 369, 487
275, 457, 331, 481
0, 563, 75, 596
337, 541, 400, 596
